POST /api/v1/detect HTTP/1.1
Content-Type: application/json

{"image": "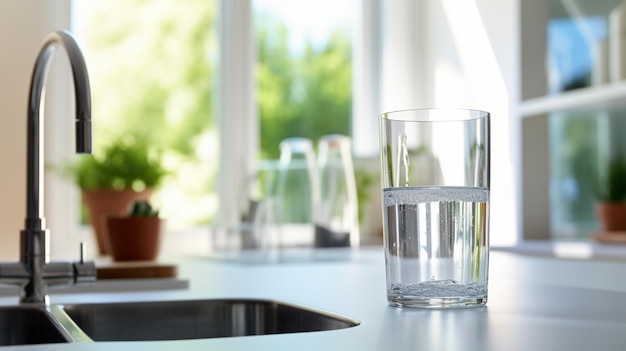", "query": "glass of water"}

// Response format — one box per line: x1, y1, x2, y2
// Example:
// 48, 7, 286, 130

379, 108, 490, 308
